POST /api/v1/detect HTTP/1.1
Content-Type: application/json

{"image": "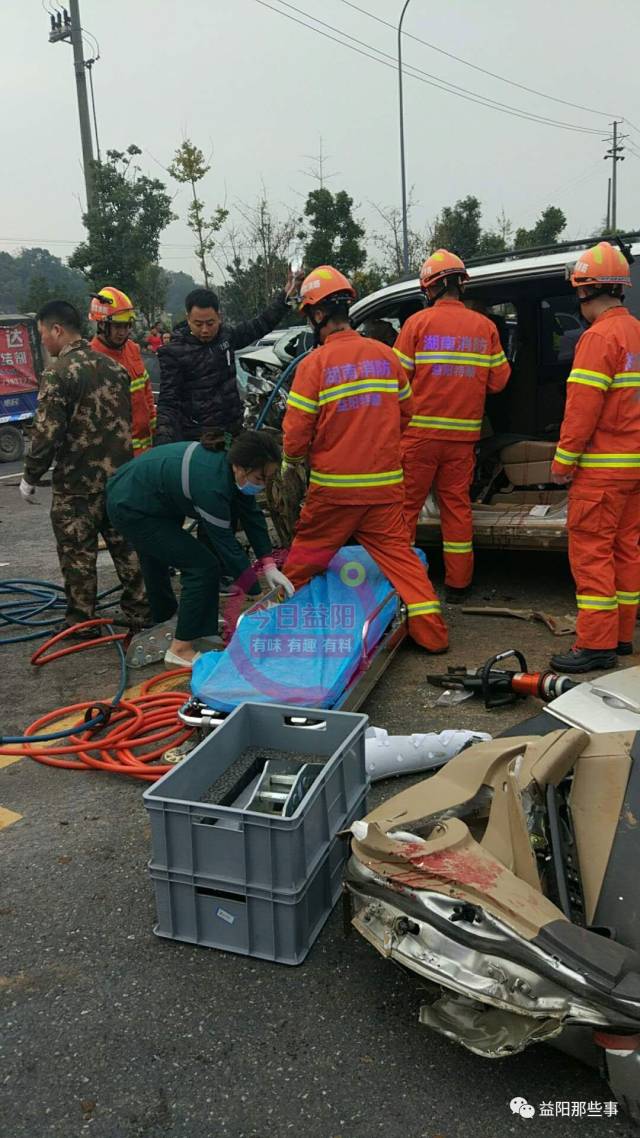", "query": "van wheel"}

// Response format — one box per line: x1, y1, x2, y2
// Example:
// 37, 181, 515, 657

0, 425, 25, 463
